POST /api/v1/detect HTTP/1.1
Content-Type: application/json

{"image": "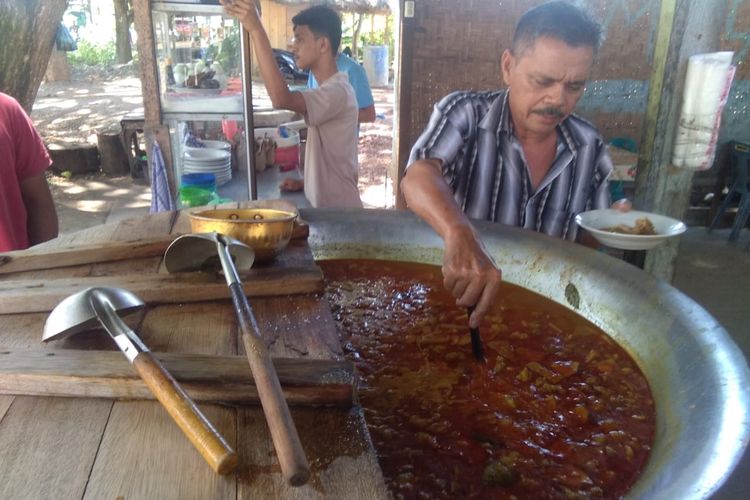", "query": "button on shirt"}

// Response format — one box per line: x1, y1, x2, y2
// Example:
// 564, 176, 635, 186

408, 90, 612, 240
